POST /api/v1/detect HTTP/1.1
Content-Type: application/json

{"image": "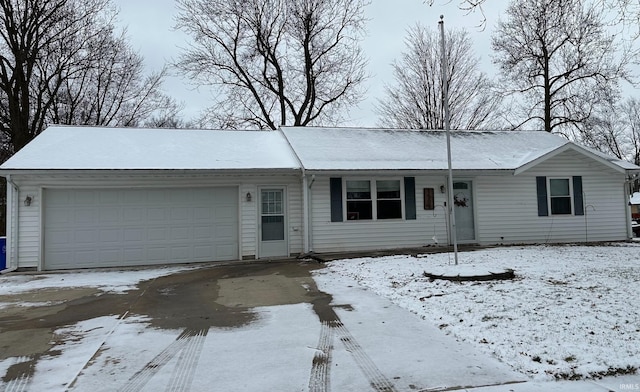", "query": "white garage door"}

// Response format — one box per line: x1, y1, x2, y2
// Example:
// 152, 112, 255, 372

43, 187, 238, 270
